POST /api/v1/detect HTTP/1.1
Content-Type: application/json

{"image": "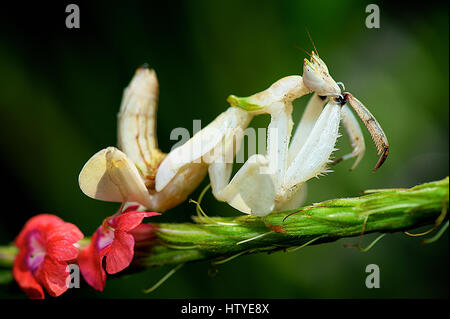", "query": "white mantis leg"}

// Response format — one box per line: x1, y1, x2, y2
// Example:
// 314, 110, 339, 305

117, 66, 160, 173
208, 112, 274, 215
210, 154, 276, 216
210, 75, 311, 216
265, 102, 293, 192
272, 93, 326, 211
224, 76, 311, 191
282, 102, 341, 197
208, 122, 245, 201
209, 162, 233, 201
274, 183, 307, 211
78, 147, 153, 208
155, 107, 252, 192
217, 101, 341, 215
150, 162, 208, 211
332, 104, 365, 170
79, 67, 222, 212
209, 102, 294, 216
287, 93, 326, 166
